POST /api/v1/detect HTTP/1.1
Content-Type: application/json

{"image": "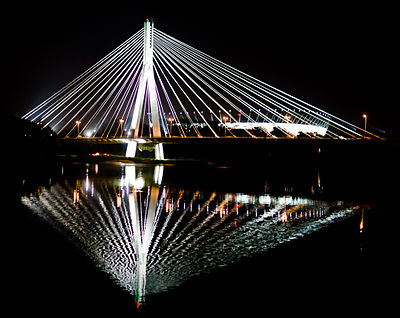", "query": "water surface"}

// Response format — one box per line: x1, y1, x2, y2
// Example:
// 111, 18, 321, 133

10, 161, 397, 315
